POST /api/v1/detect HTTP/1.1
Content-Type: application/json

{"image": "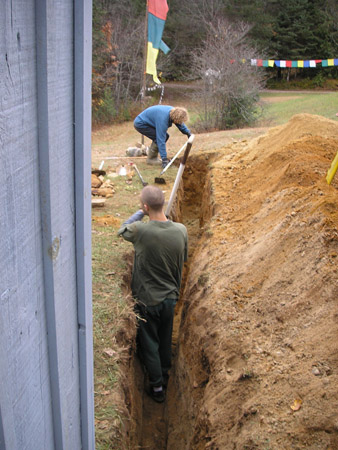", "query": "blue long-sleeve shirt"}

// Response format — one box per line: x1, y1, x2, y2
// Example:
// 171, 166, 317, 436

134, 105, 191, 159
